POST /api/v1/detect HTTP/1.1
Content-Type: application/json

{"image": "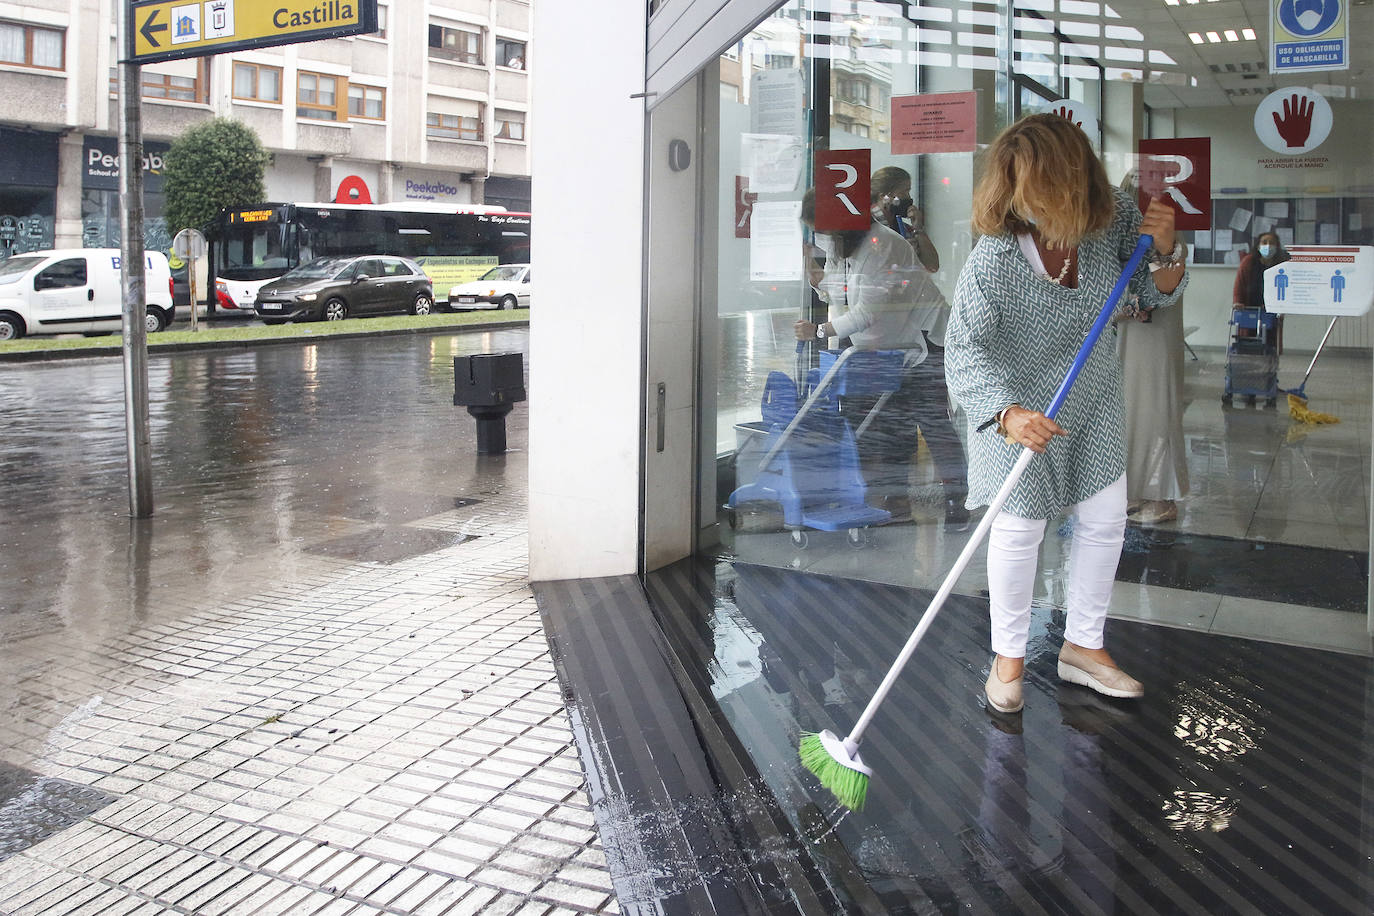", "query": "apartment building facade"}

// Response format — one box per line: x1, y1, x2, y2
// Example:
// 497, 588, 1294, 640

0, 0, 531, 258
